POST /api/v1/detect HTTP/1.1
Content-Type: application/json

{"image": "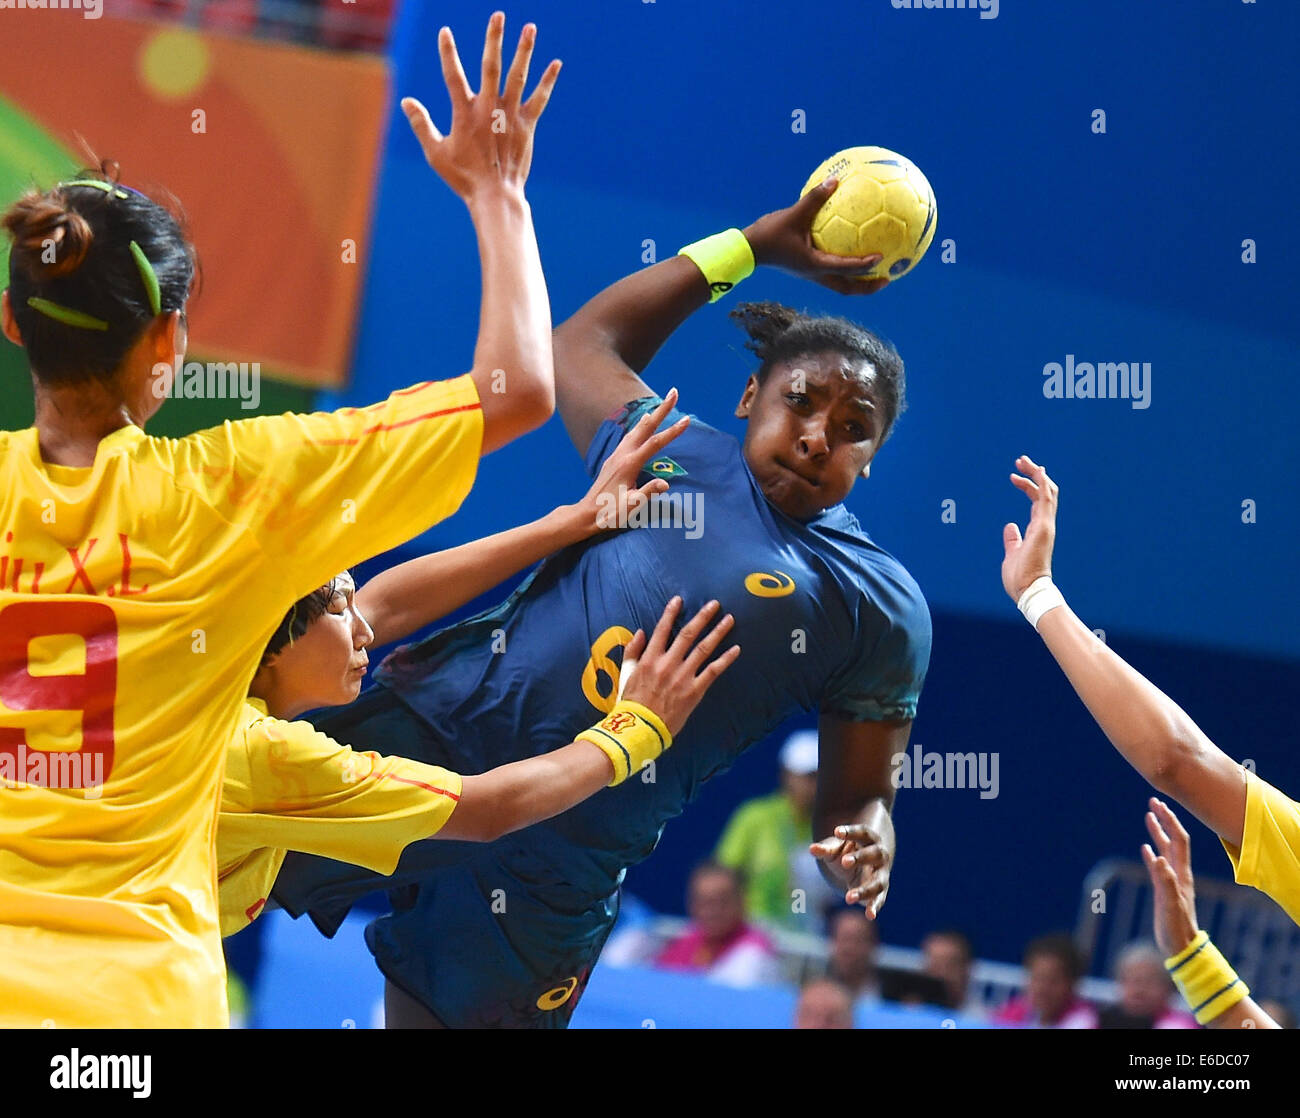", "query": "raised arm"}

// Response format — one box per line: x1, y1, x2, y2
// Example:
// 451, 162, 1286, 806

552, 181, 887, 457
406, 14, 561, 455
355, 394, 688, 645
1001, 456, 1248, 847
